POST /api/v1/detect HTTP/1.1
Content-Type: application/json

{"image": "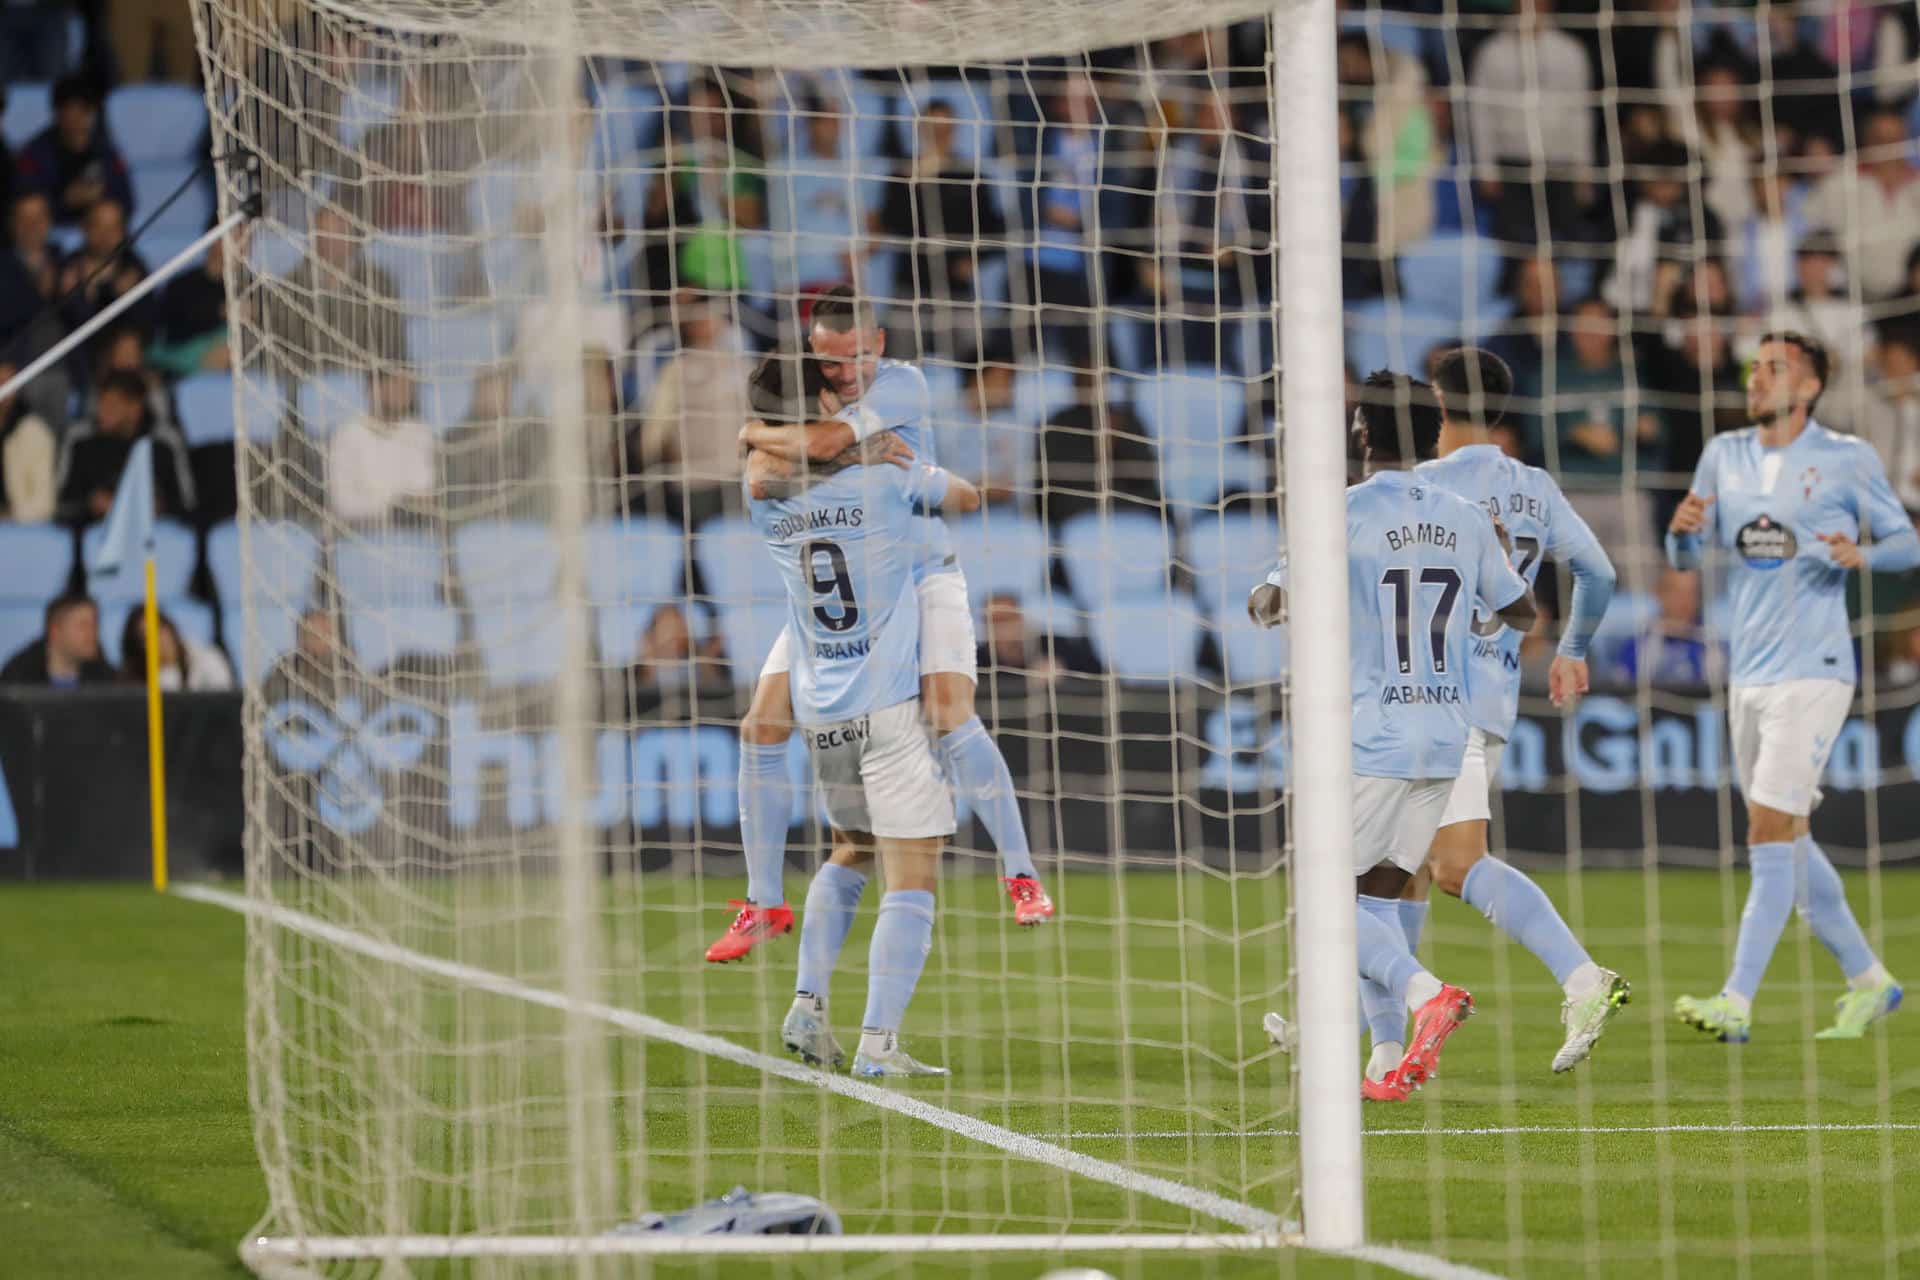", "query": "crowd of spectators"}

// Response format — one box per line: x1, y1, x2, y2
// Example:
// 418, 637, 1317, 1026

2, 1, 1920, 697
